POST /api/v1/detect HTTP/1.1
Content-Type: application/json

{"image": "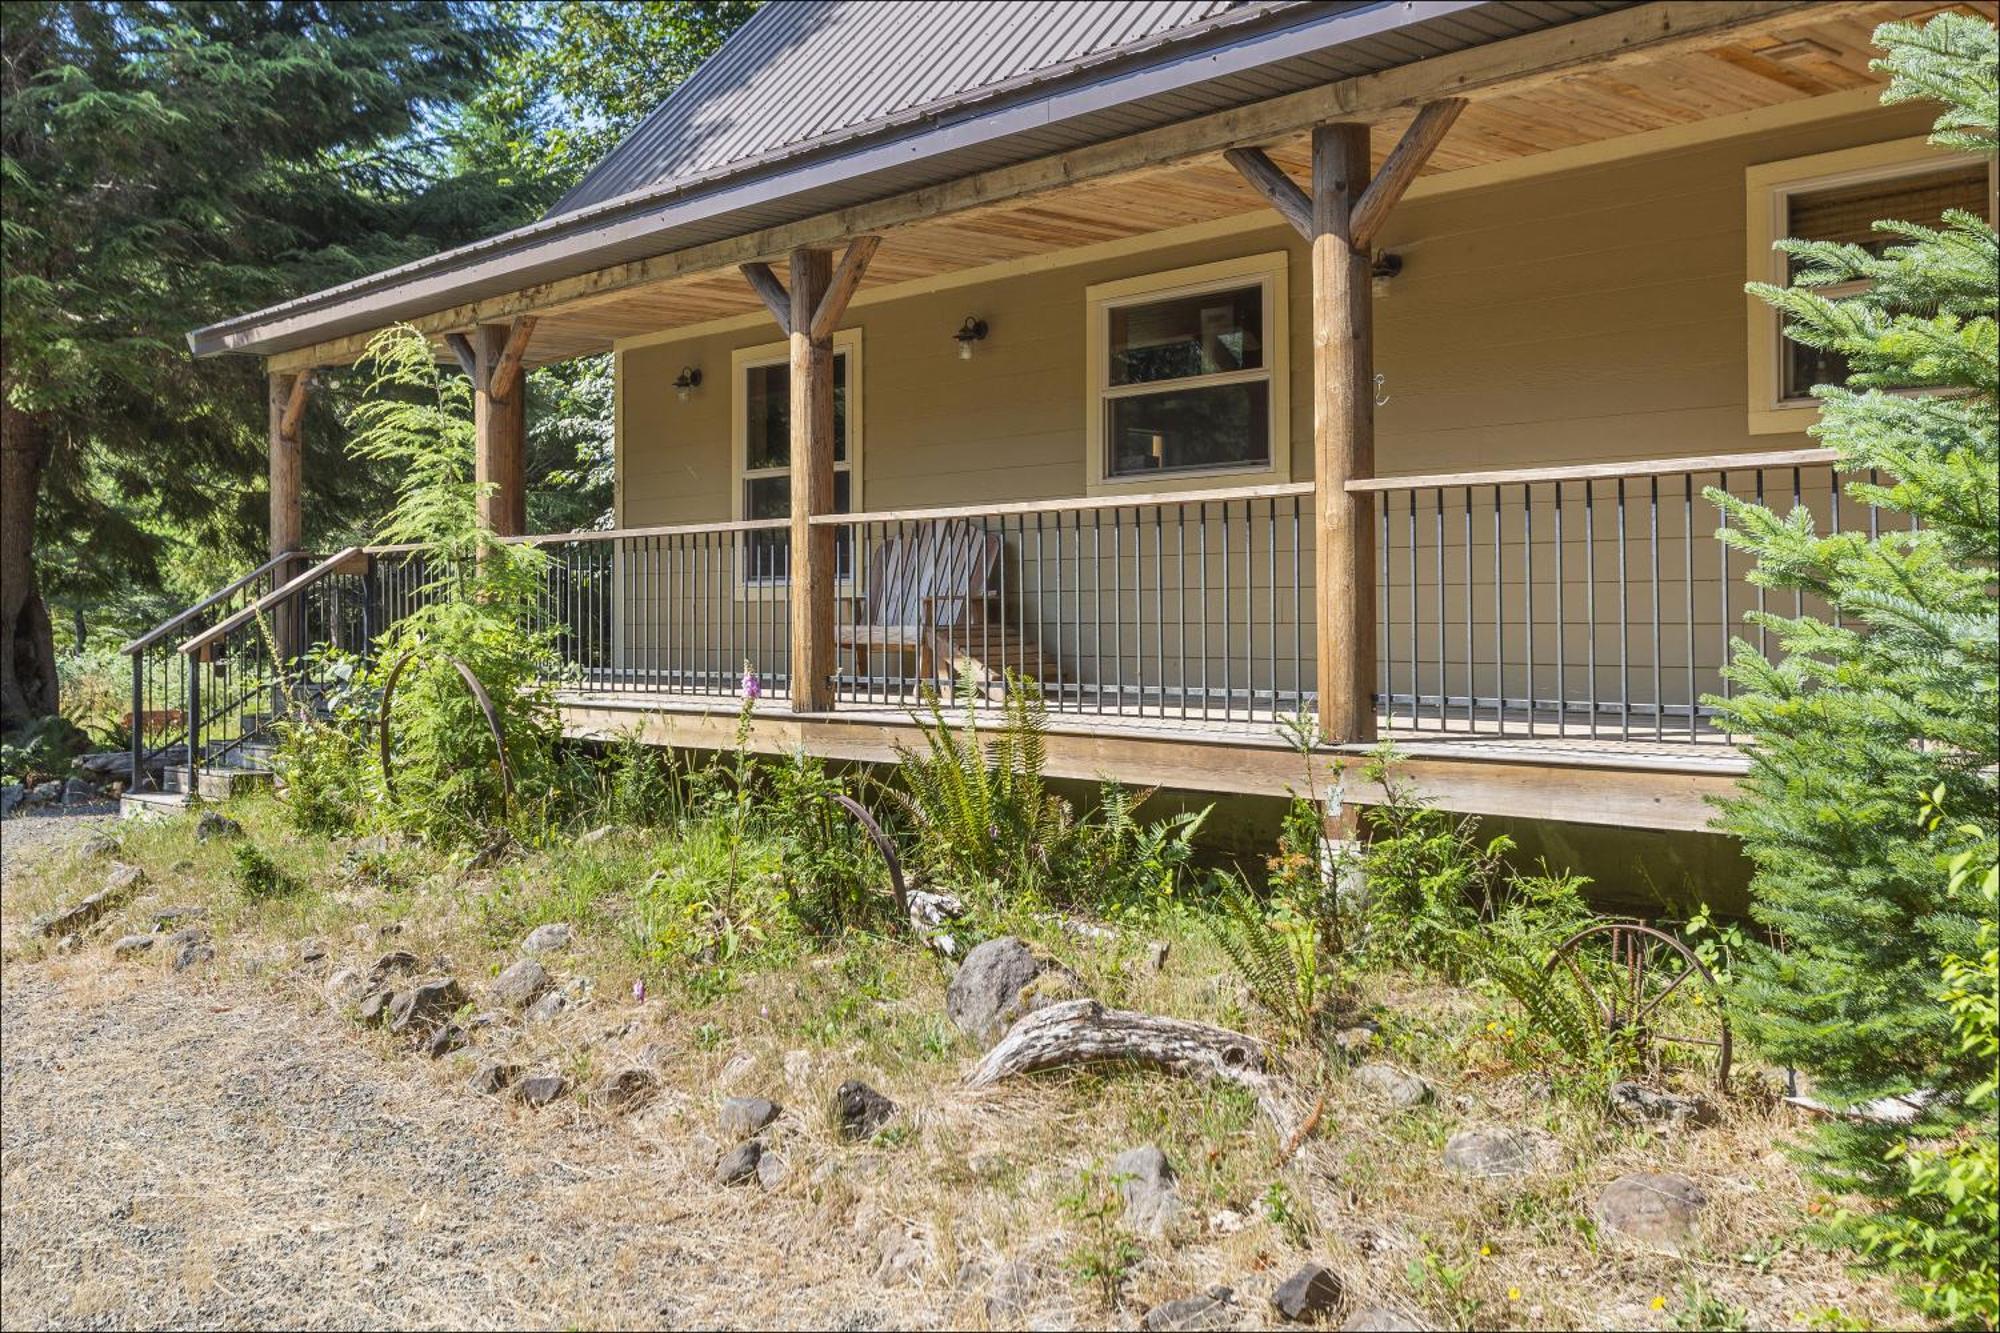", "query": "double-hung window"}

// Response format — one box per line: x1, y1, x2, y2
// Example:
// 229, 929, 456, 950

731, 330, 861, 582
1085, 252, 1289, 494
